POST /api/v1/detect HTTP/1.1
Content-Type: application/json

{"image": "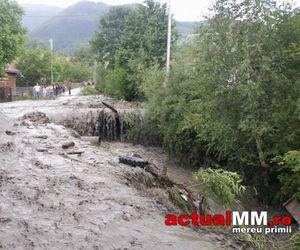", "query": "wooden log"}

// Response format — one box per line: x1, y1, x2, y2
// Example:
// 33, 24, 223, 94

102, 101, 118, 114
100, 101, 121, 141
66, 151, 85, 155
